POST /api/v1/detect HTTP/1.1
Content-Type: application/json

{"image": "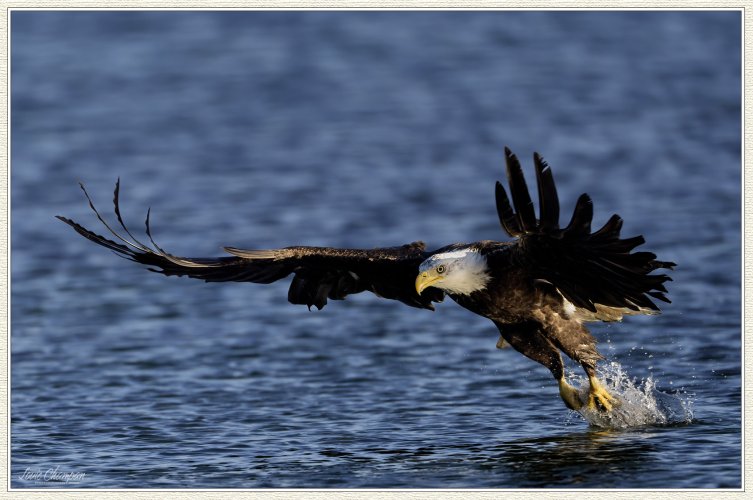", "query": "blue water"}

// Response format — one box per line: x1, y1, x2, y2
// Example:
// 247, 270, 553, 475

10, 11, 741, 488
